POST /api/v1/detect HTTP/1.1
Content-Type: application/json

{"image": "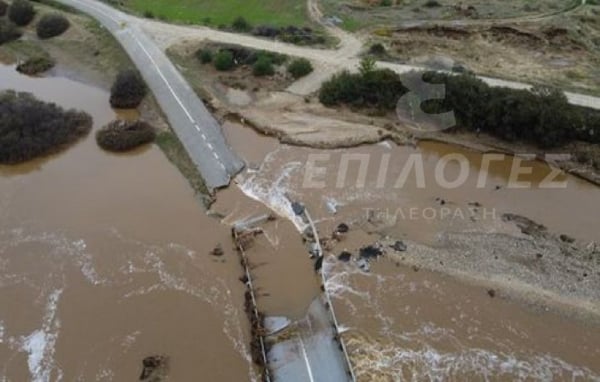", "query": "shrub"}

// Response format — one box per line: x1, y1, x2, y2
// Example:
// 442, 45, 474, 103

213, 50, 235, 71
96, 120, 156, 152
8, 0, 35, 26
287, 58, 313, 79
110, 69, 147, 108
36, 13, 70, 39
16, 55, 55, 75
424, 0, 441, 7
252, 56, 274, 76
0, 0, 8, 16
0, 90, 92, 164
369, 43, 386, 56
143, 10, 154, 18
195, 48, 213, 64
232, 16, 251, 32
0, 19, 22, 45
